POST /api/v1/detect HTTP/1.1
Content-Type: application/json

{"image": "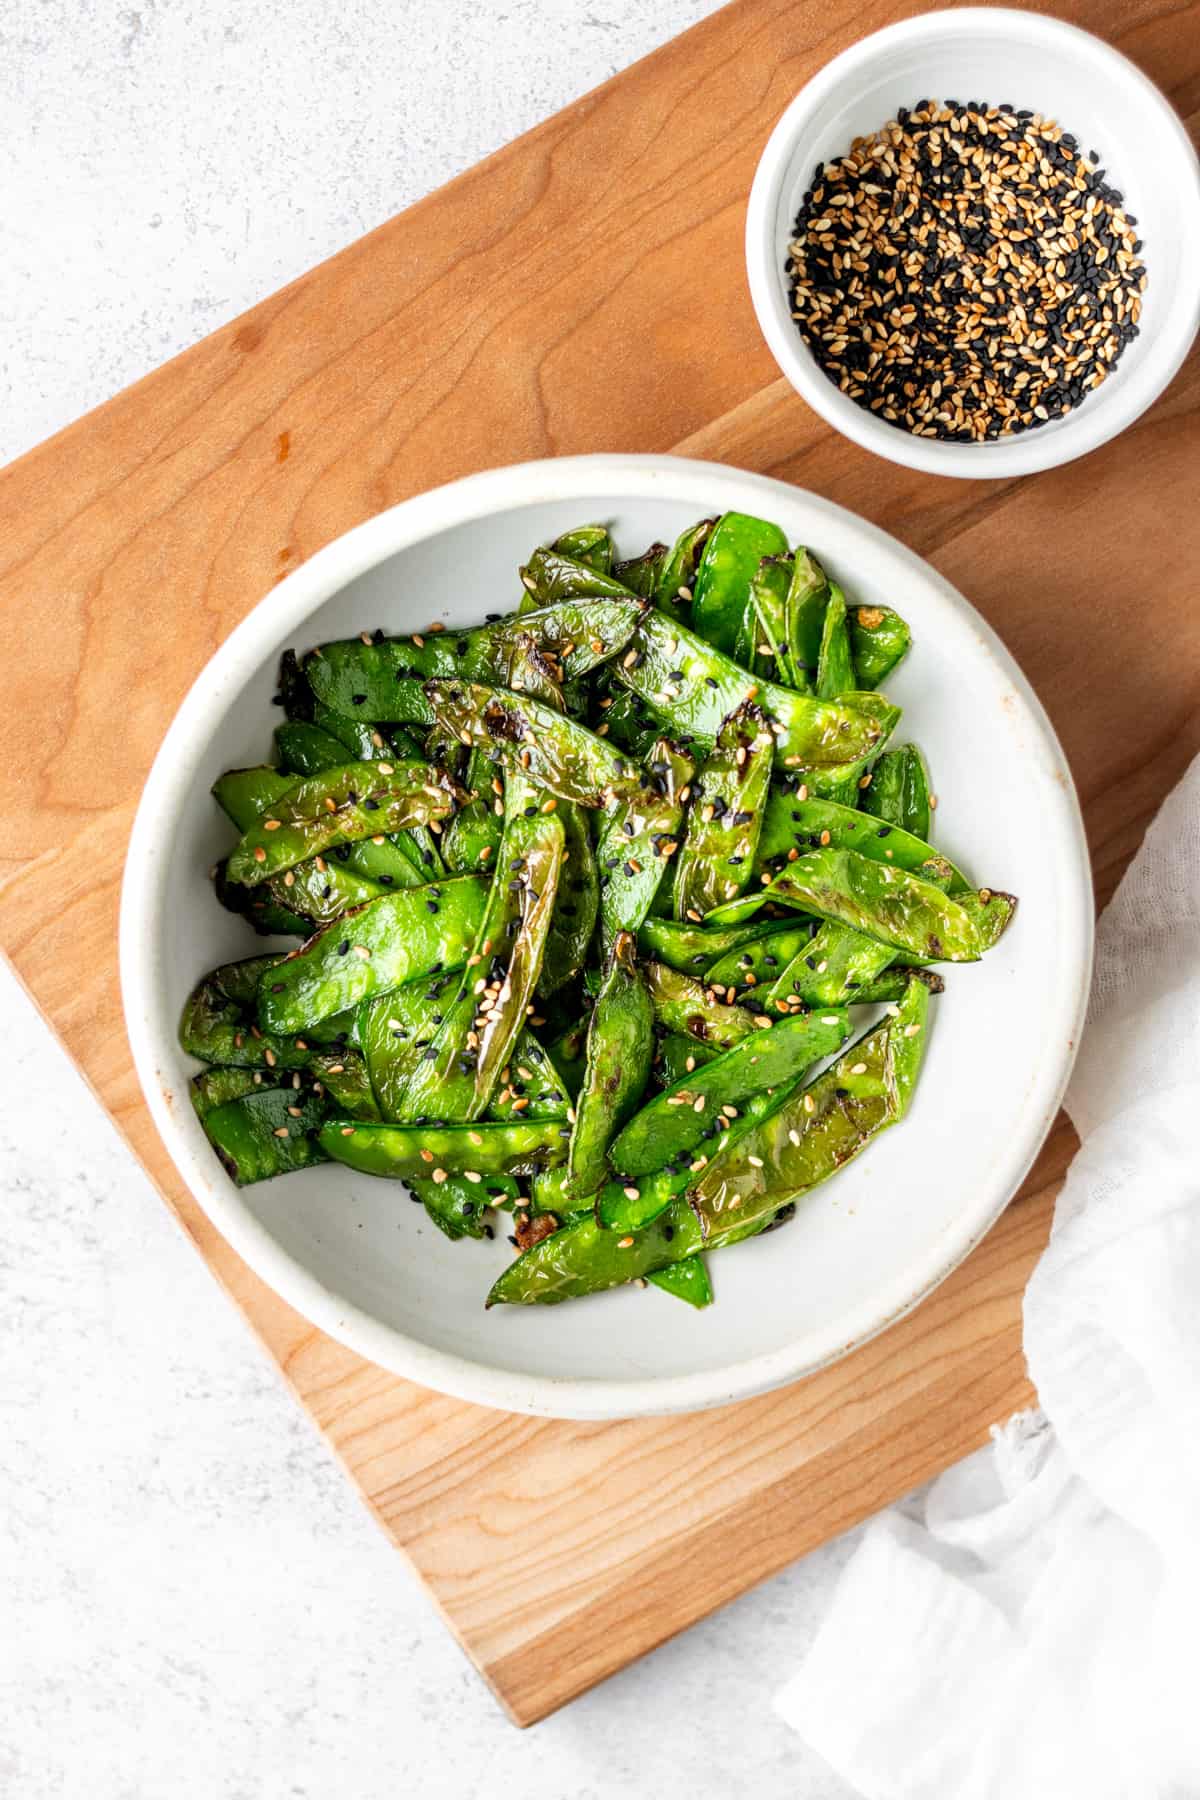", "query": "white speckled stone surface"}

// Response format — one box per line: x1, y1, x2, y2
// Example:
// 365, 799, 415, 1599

1, 4, 862, 1792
